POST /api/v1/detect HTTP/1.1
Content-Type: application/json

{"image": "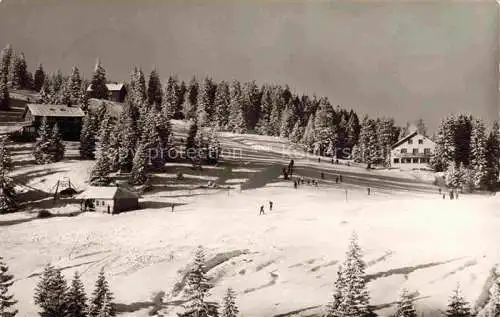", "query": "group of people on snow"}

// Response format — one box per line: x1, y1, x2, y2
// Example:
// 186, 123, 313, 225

259, 201, 273, 215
